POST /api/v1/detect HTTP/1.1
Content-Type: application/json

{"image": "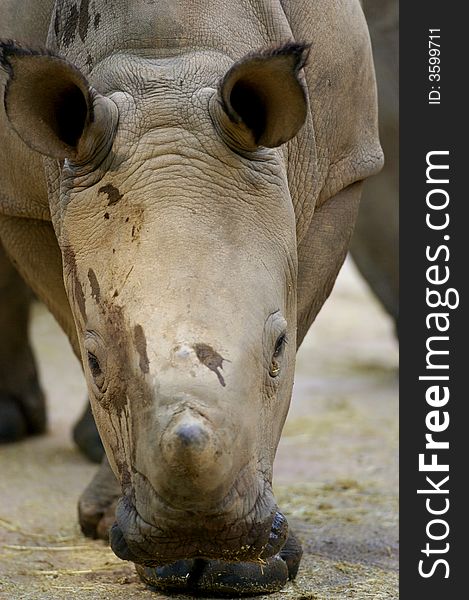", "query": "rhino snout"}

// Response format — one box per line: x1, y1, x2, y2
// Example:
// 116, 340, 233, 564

160, 410, 232, 492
